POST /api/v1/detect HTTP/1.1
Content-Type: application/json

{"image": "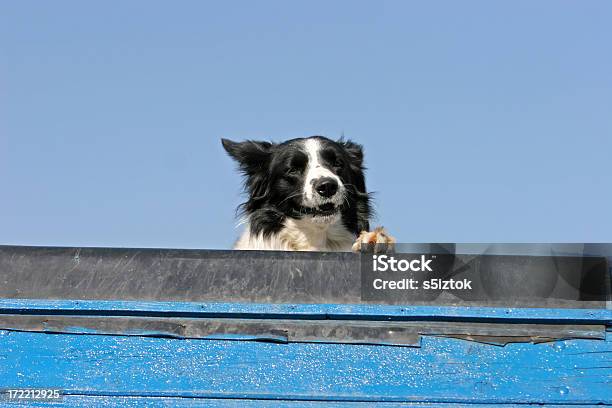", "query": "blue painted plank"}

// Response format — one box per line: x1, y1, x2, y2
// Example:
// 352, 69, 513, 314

0, 396, 601, 407
0, 299, 610, 324
0, 330, 610, 404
